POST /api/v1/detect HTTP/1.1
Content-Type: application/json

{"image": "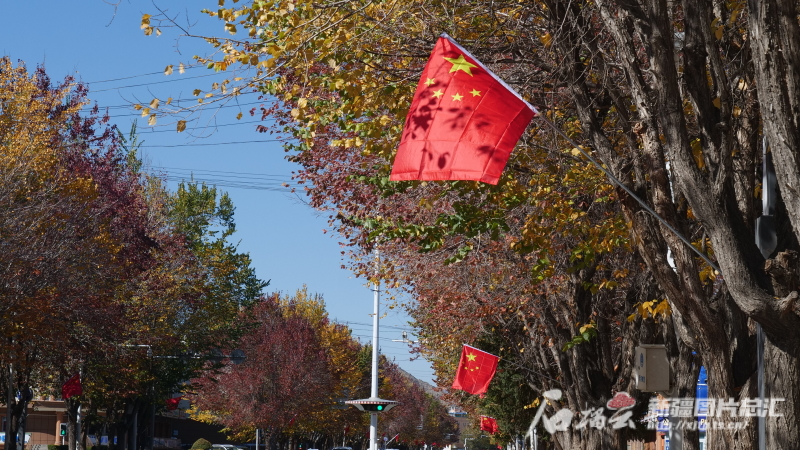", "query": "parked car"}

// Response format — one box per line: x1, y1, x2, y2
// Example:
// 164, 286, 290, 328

212, 445, 245, 450
331, 447, 353, 450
